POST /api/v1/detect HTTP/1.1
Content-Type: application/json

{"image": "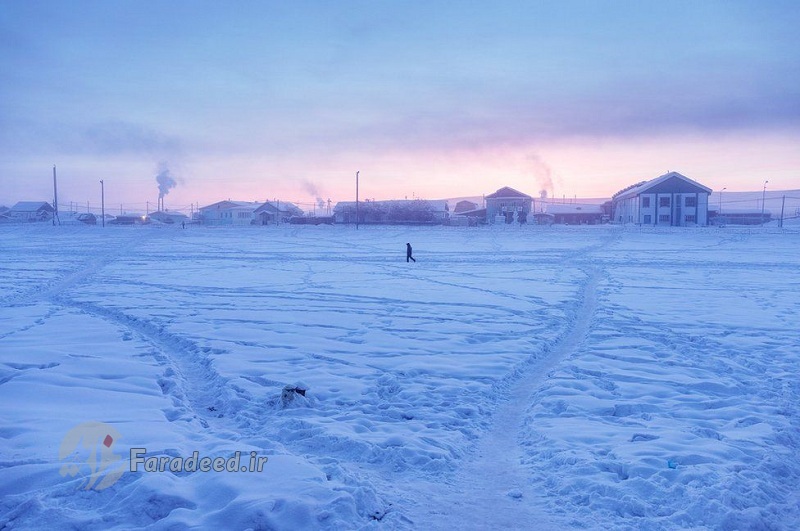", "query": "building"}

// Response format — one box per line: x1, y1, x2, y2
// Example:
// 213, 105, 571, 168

333, 199, 449, 224
254, 201, 304, 225
199, 201, 261, 226
612, 172, 711, 226
546, 203, 605, 225
7, 201, 55, 222
485, 187, 533, 224
710, 208, 771, 226
148, 210, 190, 225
